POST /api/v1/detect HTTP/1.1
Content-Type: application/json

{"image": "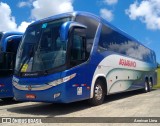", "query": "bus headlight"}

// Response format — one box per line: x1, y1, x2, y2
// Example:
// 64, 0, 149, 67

48, 73, 76, 86
12, 80, 18, 86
